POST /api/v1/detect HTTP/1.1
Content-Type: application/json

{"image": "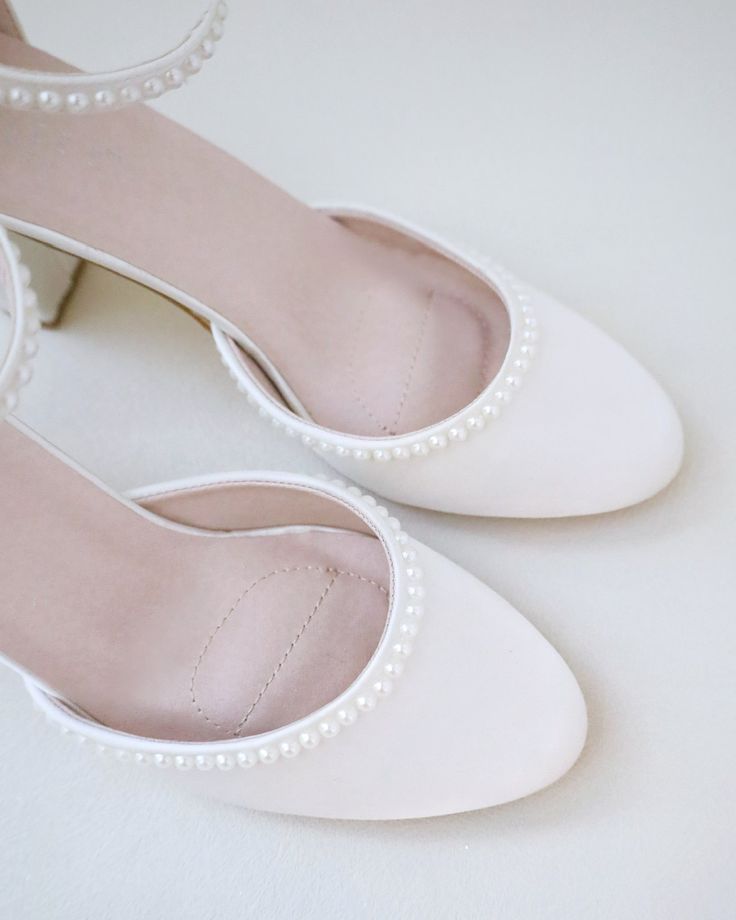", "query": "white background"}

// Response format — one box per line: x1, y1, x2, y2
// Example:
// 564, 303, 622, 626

2, 1, 735, 917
